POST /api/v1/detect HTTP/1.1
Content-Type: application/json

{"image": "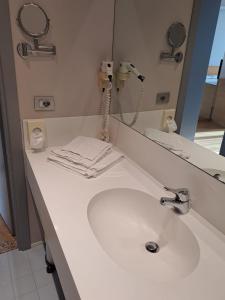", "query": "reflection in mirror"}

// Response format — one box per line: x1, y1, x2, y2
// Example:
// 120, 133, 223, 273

167, 23, 186, 48
112, 0, 225, 184
160, 22, 186, 63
